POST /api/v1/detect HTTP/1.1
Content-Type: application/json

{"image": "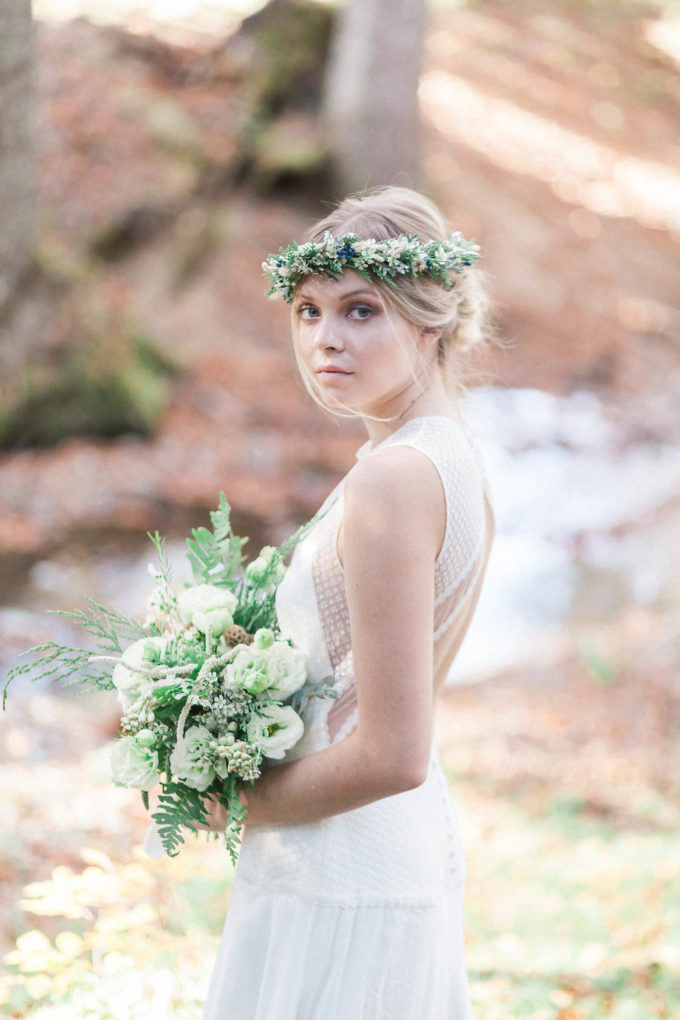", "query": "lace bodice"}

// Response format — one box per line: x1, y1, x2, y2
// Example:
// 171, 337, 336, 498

276, 416, 489, 757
